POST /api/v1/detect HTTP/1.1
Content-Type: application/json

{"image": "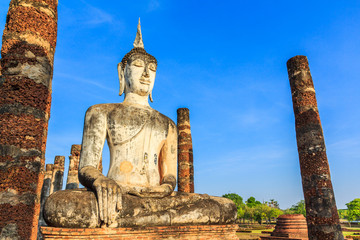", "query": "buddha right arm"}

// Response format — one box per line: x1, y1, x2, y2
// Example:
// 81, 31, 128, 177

78, 105, 122, 227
